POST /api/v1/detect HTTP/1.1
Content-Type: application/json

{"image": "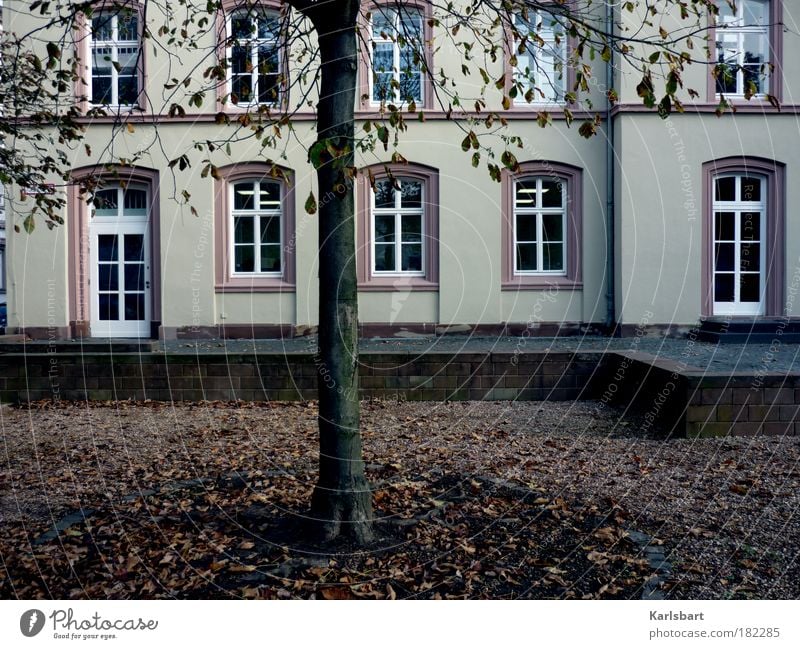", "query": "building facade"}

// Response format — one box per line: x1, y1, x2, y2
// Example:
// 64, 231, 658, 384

2, 0, 798, 339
